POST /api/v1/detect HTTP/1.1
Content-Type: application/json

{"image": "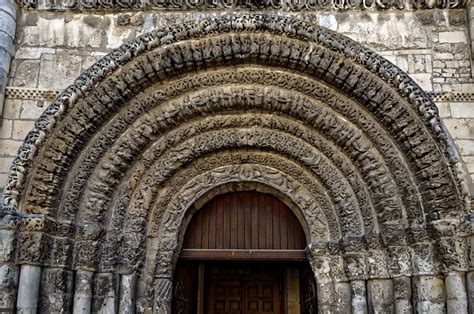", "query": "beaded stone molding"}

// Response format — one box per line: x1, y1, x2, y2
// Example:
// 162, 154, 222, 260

14, 0, 468, 10
6, 87, 474, 103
